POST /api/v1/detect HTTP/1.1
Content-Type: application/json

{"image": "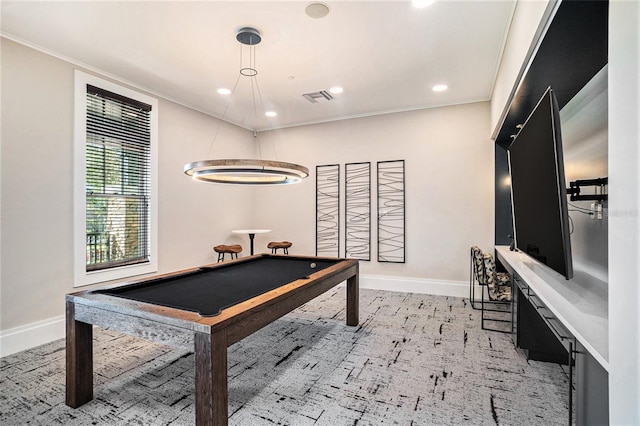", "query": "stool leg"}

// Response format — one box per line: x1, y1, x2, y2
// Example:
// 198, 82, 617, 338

284, 248, 288, 255
217, 252, 224, 263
